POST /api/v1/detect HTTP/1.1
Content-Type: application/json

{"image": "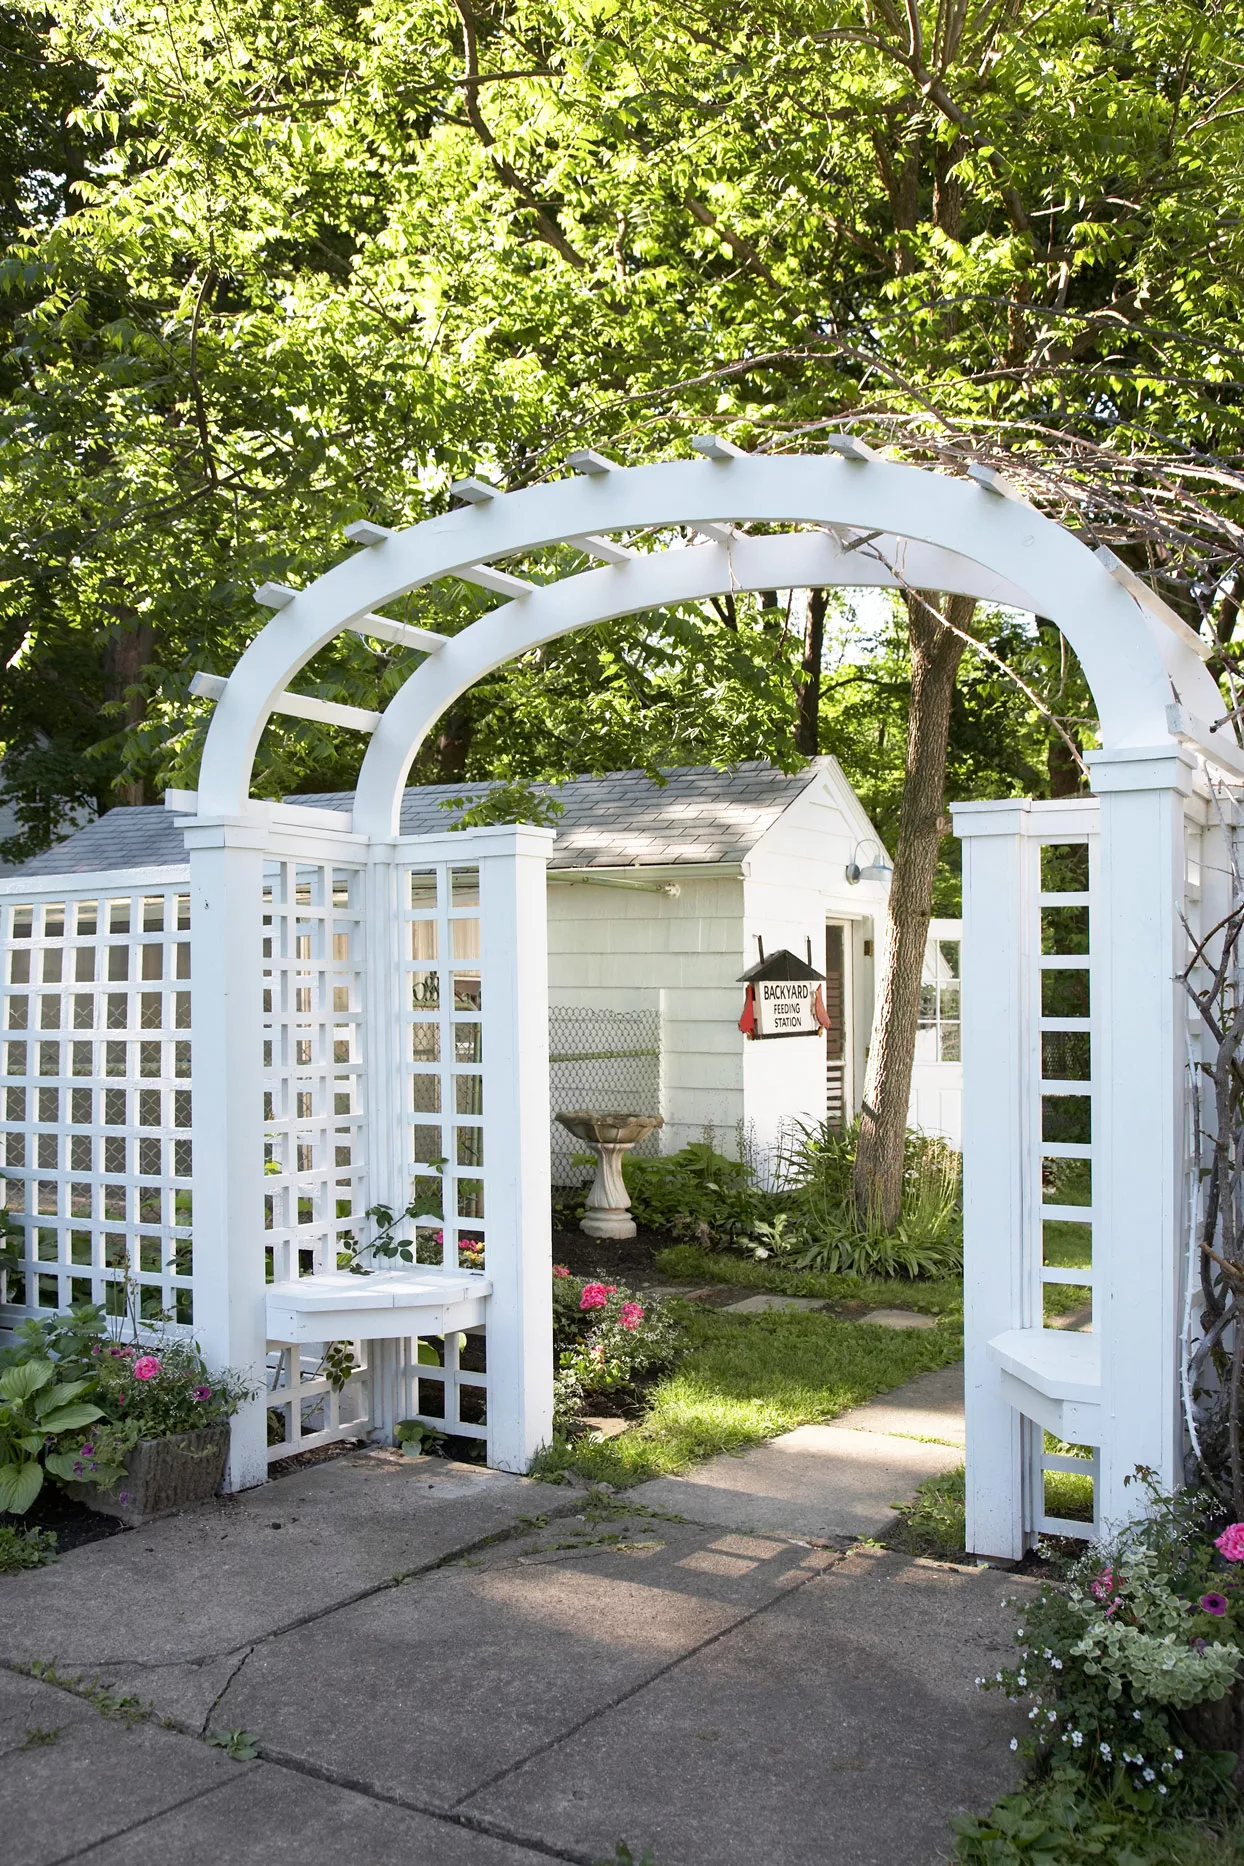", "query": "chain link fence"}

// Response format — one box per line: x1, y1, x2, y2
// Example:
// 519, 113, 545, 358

549, 1006, 661, 1184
